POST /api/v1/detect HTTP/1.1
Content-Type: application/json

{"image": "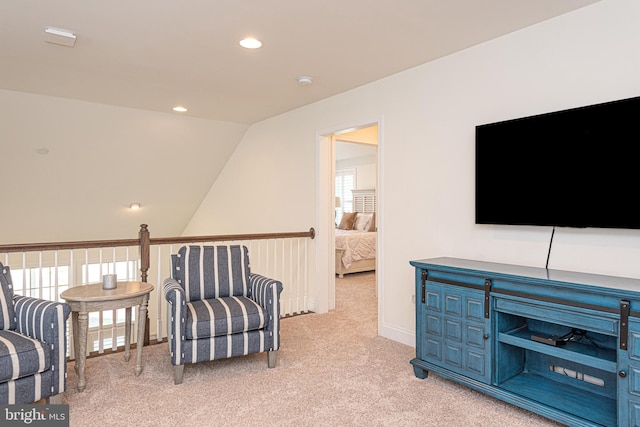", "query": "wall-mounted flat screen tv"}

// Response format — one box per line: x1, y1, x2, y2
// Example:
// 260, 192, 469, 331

475, 95, 640, 229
